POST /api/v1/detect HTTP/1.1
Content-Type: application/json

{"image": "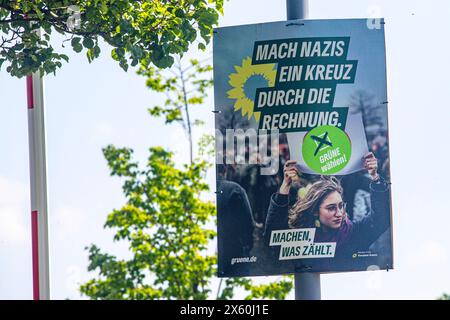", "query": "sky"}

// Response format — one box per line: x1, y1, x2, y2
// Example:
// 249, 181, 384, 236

1, 0, 450, 300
